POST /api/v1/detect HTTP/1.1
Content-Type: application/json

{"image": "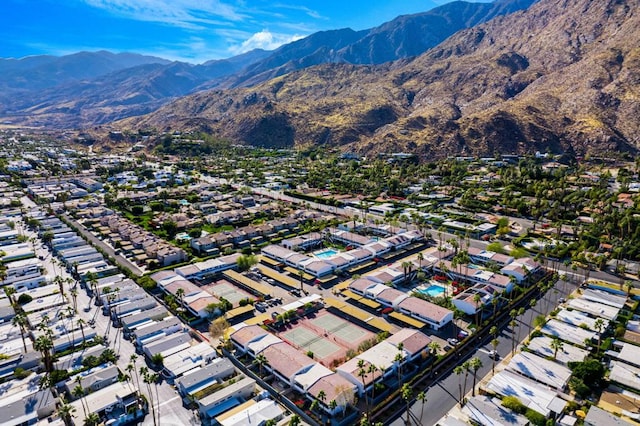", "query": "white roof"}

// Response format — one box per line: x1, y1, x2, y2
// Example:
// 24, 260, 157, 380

219, 399, 283, 426
541, 319, 597, 347
507, 352, 572, 390
247, 333, 283, 354
527, 336, 589, 365
556, 308, 607, 331
294, 363, 333, 391
614, 342, 640, 367
357, 341, 407, 371
486, 370, 566, 417
462, 396, 529, 426
567, 298, 619, 320
581, 288, 627, 309
610, 360, 640, 392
